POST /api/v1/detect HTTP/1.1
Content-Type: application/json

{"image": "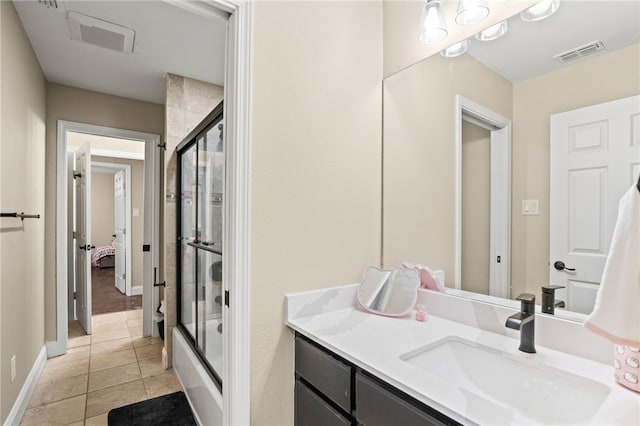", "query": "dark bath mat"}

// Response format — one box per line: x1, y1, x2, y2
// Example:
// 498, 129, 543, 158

108, 391, 197, 426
